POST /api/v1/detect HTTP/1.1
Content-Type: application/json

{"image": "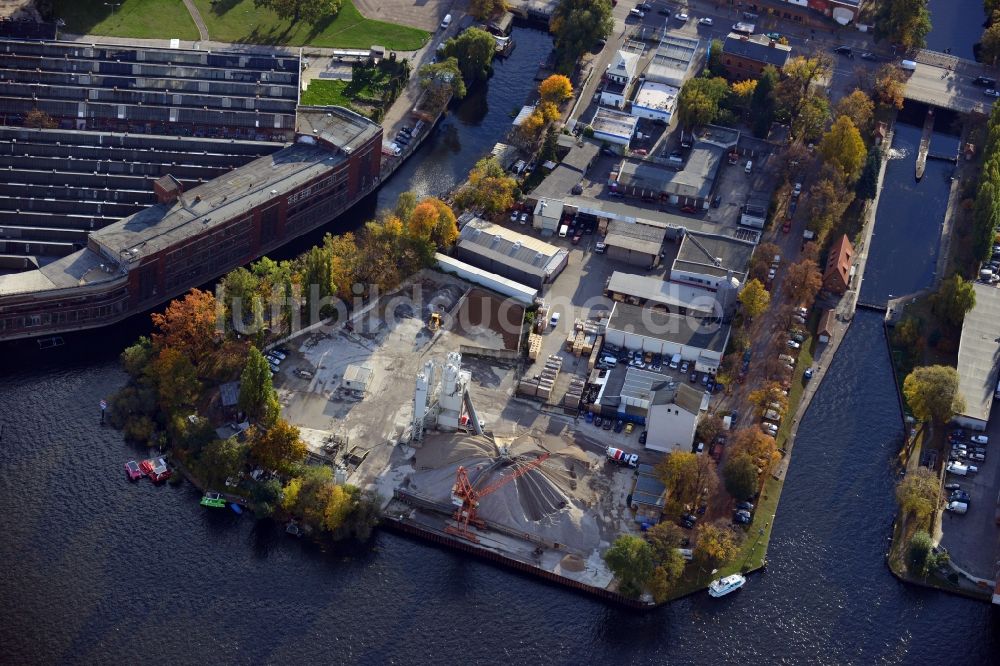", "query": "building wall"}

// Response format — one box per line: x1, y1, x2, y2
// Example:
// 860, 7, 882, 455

603, 328, 723, 371
723, 54, 770, 79
646, 403, 697, 453
671, 268, 728, 291
631, 105, 671, 123
593, 130, 631, 147
606, 244, 657, 268
454, 247, 545, 289
0, 279, 130, 337
600, 91, 626, 109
